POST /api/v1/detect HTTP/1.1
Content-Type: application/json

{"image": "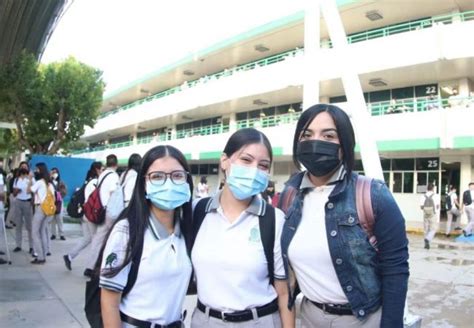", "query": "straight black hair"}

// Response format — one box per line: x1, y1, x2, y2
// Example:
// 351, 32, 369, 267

35, 162, 50, 184
122, 153, 142, 183
99, 145, 193, 278
85, 161, 102, 181
292, 104, 355, 178
223, 128, 273, 163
